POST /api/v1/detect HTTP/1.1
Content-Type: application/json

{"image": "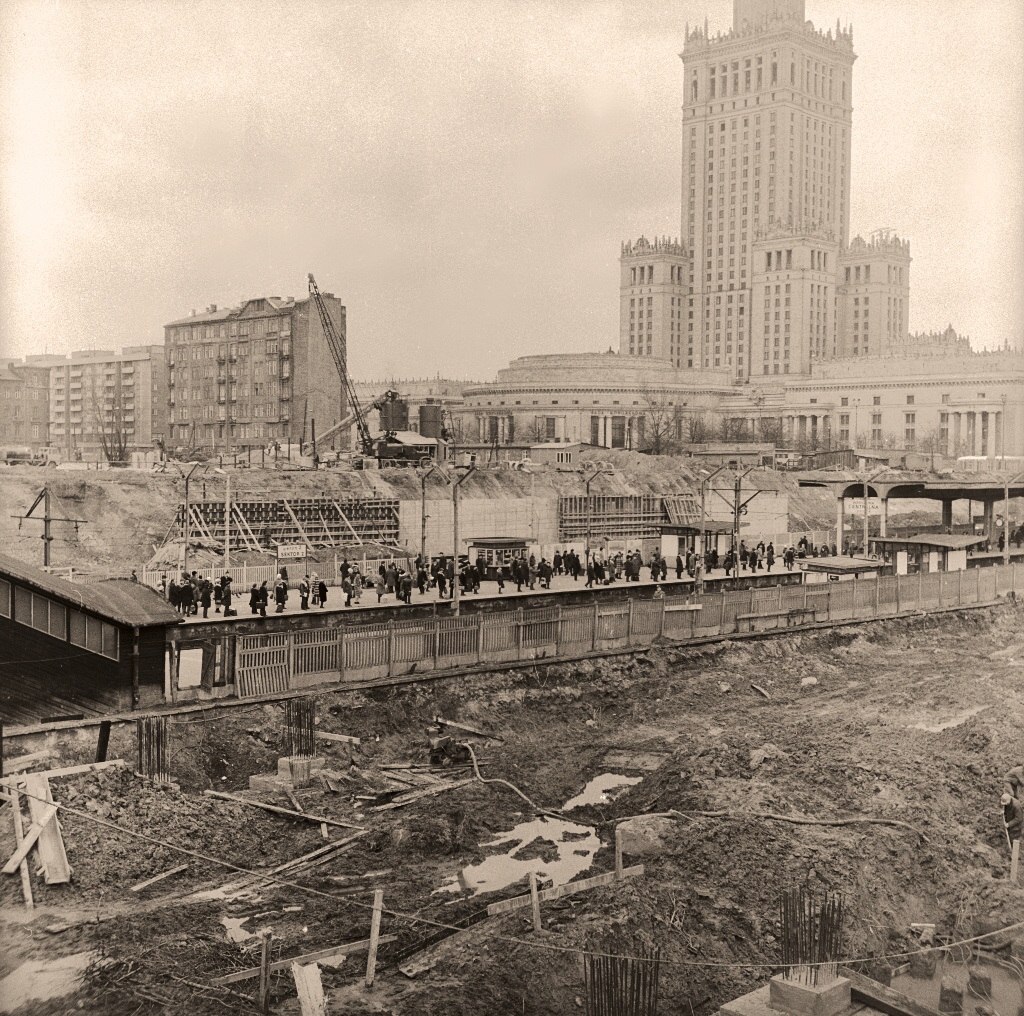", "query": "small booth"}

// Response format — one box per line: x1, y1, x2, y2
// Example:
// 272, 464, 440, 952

660, 520, 734, 561
799, 556, 885, 584
466, 537, 529, 580
868, 534, 986, 575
